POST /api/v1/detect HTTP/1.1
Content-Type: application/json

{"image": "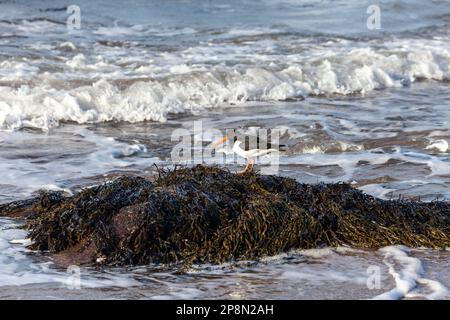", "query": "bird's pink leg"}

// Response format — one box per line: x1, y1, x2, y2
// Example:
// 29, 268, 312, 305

249, 159, 255, 172
237, 159, 251, 175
